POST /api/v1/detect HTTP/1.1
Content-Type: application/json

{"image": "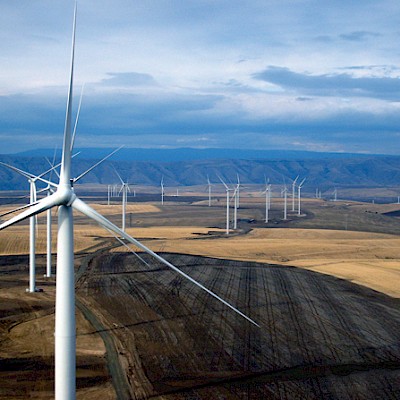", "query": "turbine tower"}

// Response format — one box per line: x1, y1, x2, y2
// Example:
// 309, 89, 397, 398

236, 174, 241, 209
333, 187, 338, 201
0, 7, 258, 399
114, 168, 130, 232
262, 182, 271, 224
218, 176, 233, 235
161, 176, 165, 205
291, 175, 299, 212
297, 178, 306, 216
233, 181, 239, 230
282, 185, 288, 220
206, 175, 212, 206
